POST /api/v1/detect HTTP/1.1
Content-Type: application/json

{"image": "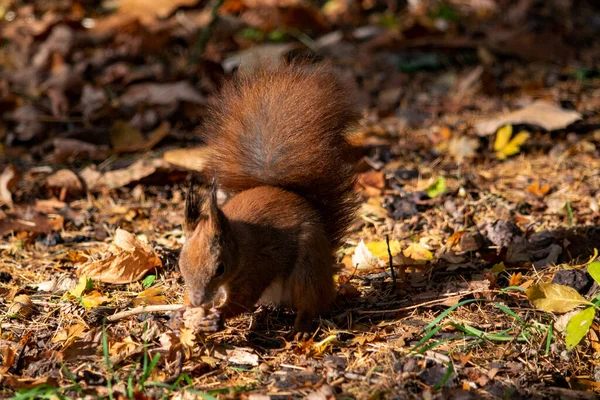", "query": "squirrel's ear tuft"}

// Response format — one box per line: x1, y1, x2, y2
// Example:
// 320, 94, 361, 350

184, 175, 203, 235
184, 175, 223, 237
